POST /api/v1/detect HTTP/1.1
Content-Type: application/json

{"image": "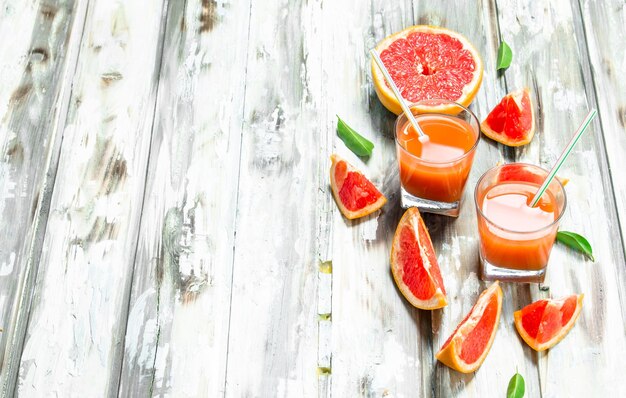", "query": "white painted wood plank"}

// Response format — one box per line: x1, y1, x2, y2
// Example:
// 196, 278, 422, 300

223, 0, 326, 396
0, 1, 87, 395
15, 0, 168, 395
496, 0, 626, 396
578, 0, 626, 275
326, 1, 430, 396
117, 0, 251, 396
